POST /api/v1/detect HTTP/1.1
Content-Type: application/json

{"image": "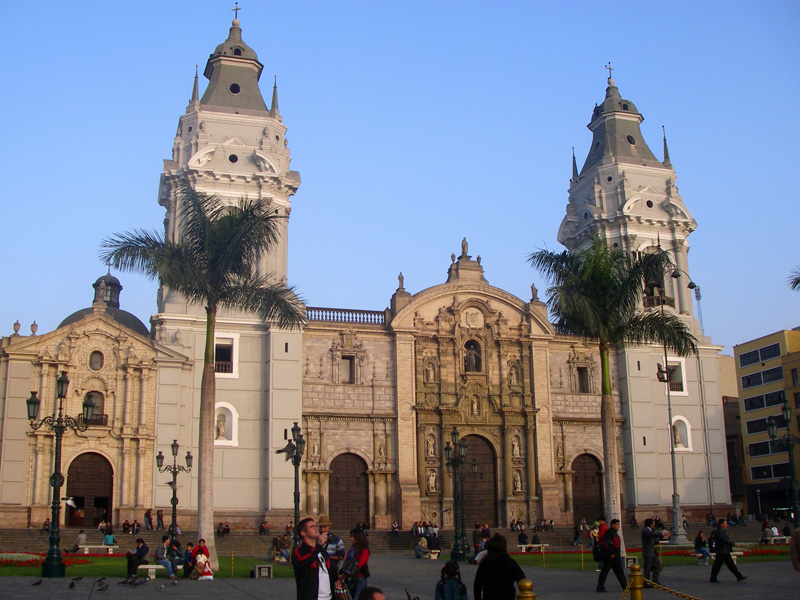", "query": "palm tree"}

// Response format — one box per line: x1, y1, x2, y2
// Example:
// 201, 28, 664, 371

528, 236, 697, 525
789, 265, 800, 291
100, 182, 305, 568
